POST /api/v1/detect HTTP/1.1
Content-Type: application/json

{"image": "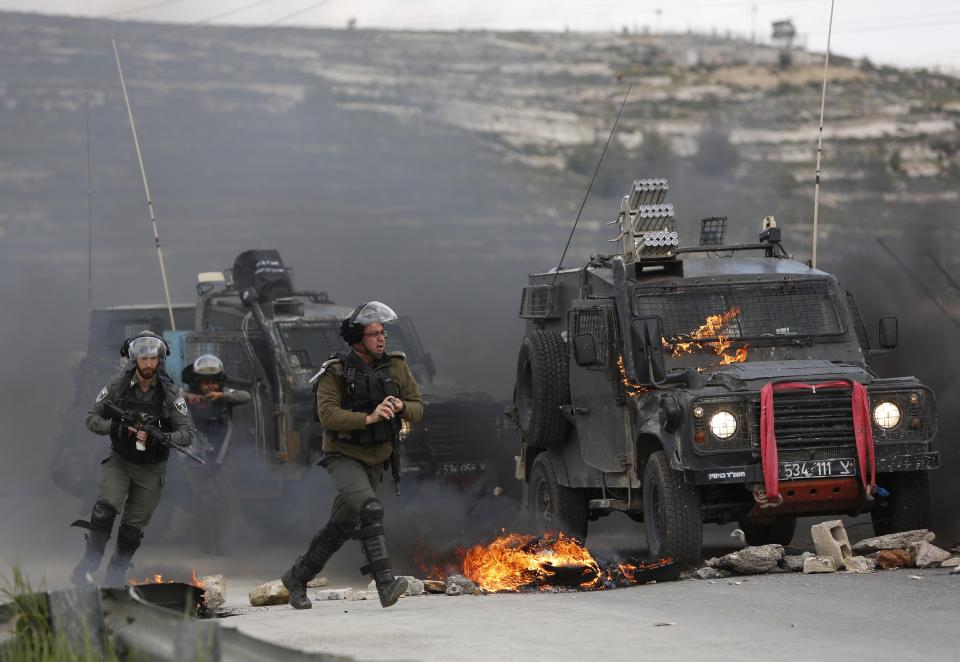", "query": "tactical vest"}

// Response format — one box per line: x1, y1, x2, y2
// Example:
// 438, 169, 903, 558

338, 352, 401, 445
188, 390, 229, 449
109, 372, 173, 464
